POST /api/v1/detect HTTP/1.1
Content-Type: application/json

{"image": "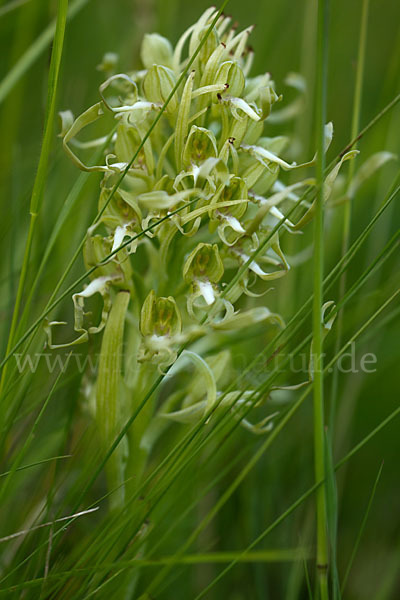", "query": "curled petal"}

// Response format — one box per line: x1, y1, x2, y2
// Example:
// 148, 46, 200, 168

213, 306, 284, 331
228, 97, 261, 121
45, 275, 120, 348
99, 73, 138, 113
293, 150, 359, 229
241, 412, 279, 435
